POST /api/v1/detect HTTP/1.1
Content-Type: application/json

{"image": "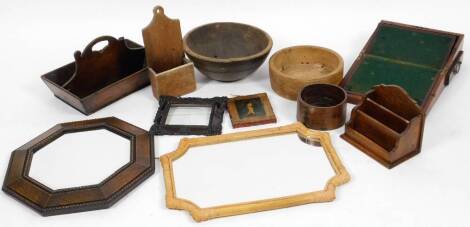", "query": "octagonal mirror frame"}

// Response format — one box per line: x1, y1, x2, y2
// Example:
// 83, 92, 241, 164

160, 122, 350, 222
2, 117, 155, 216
